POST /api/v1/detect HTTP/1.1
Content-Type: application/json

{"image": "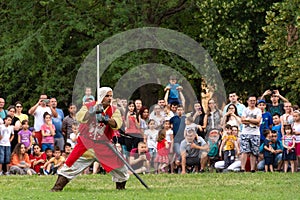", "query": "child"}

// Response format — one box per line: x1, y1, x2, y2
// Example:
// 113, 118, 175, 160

154, 129, 169, 173
164, 75, 183, 105
0, 116, 14, 175
219, 124, 239, 169
292, 110, 300, 171
41, 112, 56, 151
43, 146, 65, 175
163, 120, 175, 173
282, 124, 296, 173
257, 99, 273, 144
272, 113, 282, 141
184, 116, 203, 137
67, 122, 80, 148
143, 119, 158, 160
18, 120, 33, 152
82, 87, 95, 105
62, 142, 72, 159
262, 129, 275, 172
163, 105, 174, 120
